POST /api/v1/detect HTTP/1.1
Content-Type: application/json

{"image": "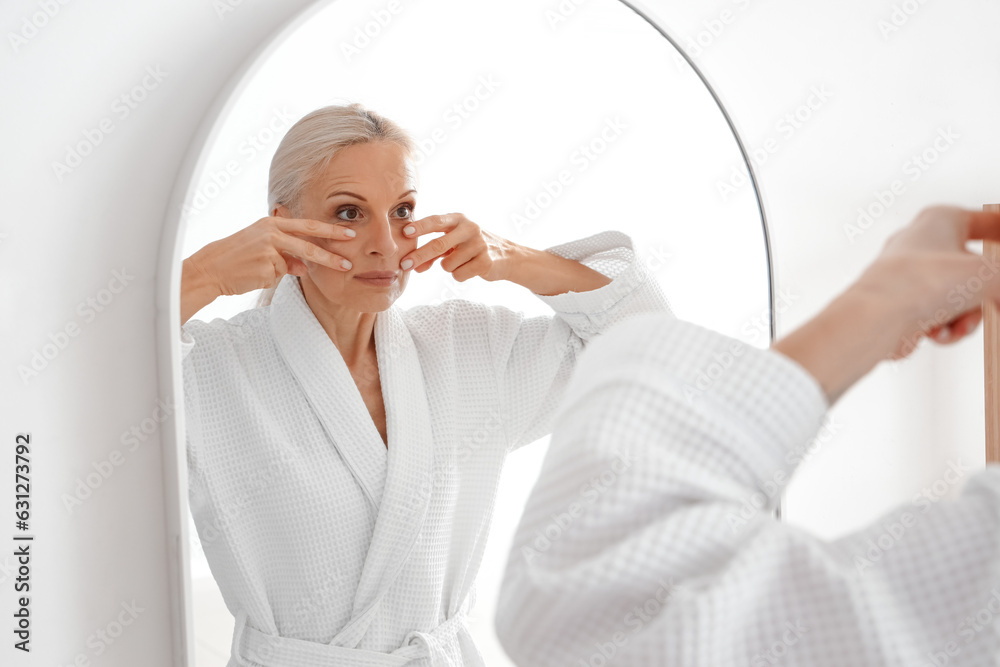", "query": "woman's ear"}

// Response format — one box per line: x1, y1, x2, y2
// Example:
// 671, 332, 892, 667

273, 204, 293, 219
